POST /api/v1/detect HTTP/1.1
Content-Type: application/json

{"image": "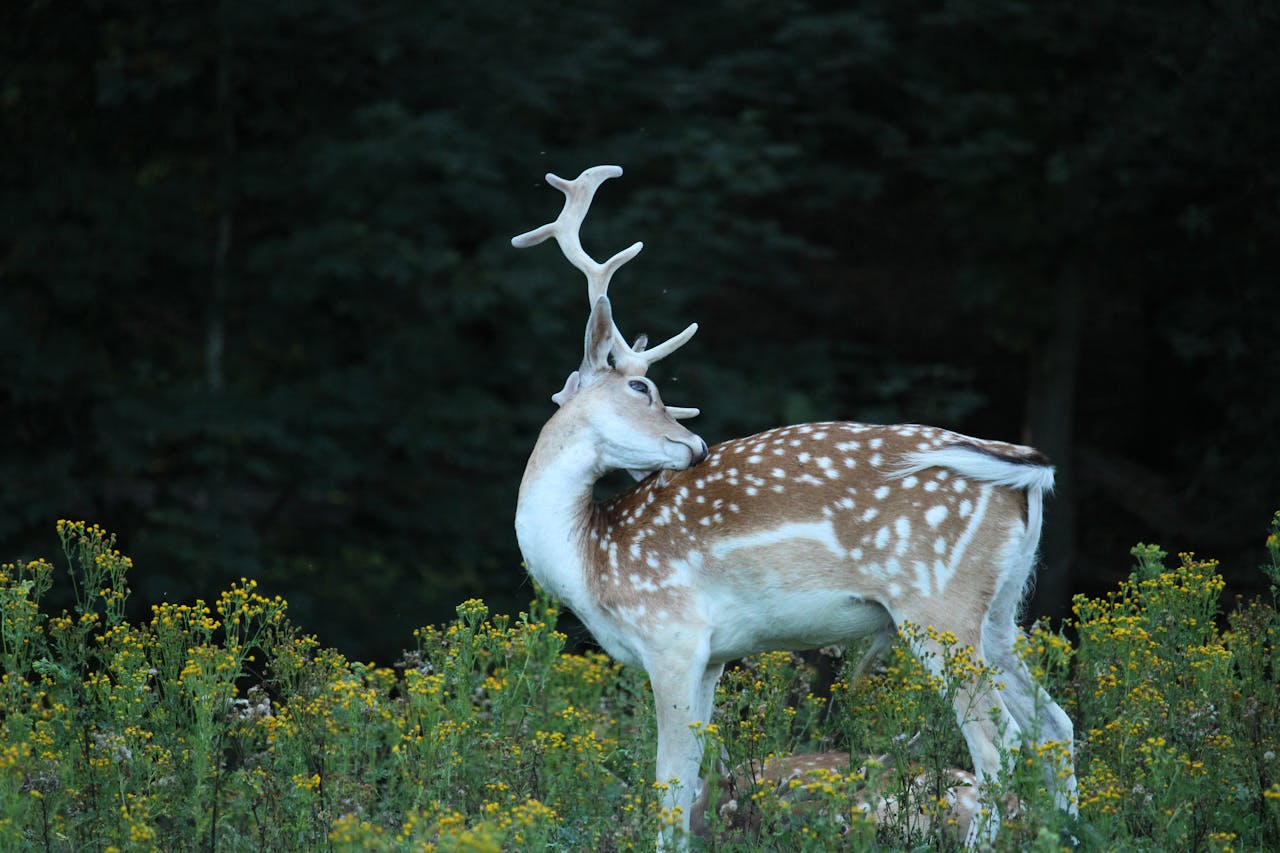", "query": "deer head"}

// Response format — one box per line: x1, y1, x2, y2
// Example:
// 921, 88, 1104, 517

555, 293, 709, 476
512, 166, 699, 417
514, 165, 705, 480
